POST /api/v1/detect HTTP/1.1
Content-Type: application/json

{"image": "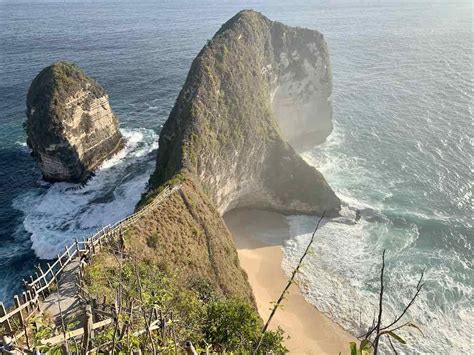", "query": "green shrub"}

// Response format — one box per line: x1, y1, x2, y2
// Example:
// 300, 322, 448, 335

146, 233, 160, 248
203, 298, 260, 351
202, 298, 287, 353
84, 258, 287, 353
